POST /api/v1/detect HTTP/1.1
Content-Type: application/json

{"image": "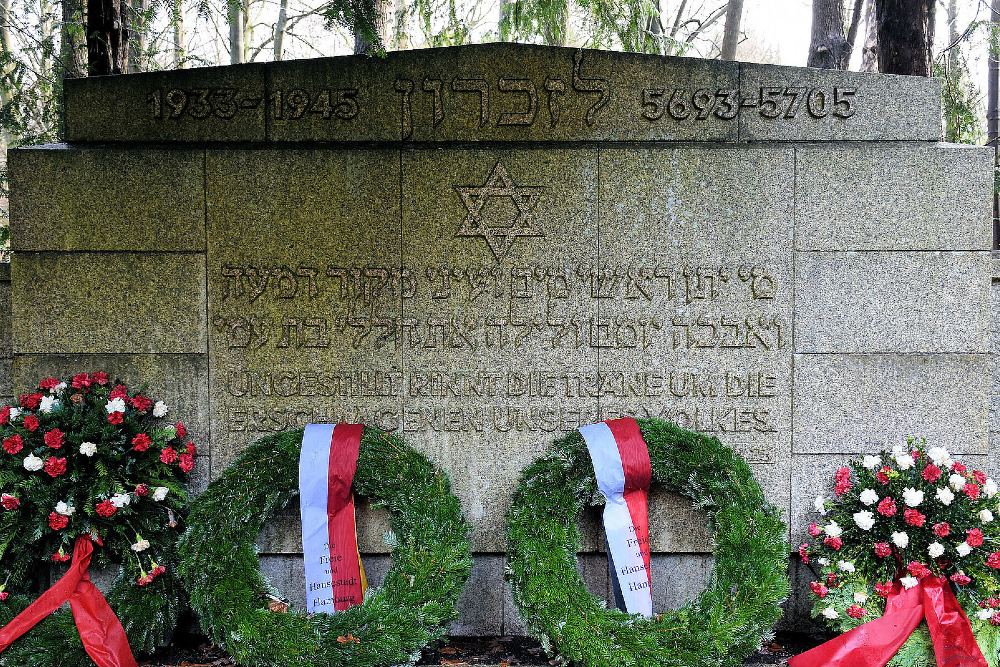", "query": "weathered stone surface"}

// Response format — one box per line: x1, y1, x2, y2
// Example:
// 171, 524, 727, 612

11, 354, 209, 447
793, 354, 990, 455
450, 556, 505, 636
12, 253, 207, 355
795, 145, 993, 251
8, 146, 205, 252
60, 45, 942, 144
64, 65, 267, 142
205, 149, 402, 481
795, 252, 991, 354
739, 63, 941, 141
503, 553, 610, 636
258, 499, 394, 554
